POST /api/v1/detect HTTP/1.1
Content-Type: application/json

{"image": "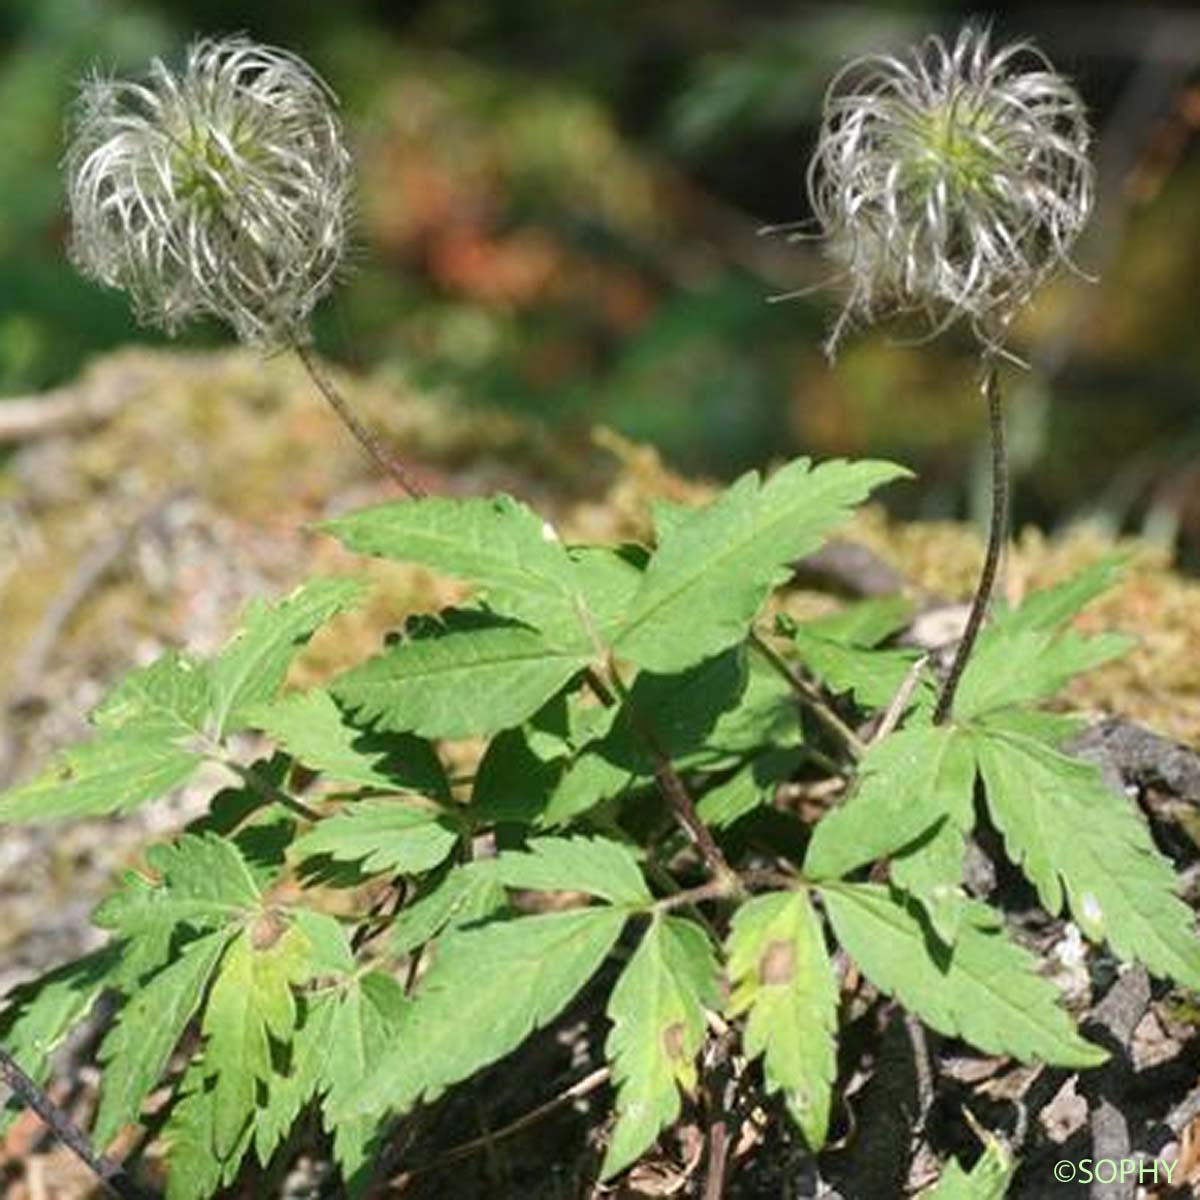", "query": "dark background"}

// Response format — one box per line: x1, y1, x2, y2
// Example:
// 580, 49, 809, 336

2, 0, 1198, 555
